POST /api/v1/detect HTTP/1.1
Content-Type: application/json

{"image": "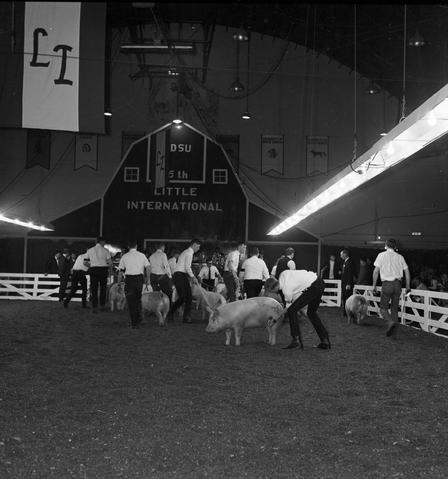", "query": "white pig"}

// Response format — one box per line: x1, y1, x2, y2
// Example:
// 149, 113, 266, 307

141, 291, 170, 326
109, 282, 126, 312
190, 277, 226, 320
205, 296, 286, 346
345, 294, 368, 325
